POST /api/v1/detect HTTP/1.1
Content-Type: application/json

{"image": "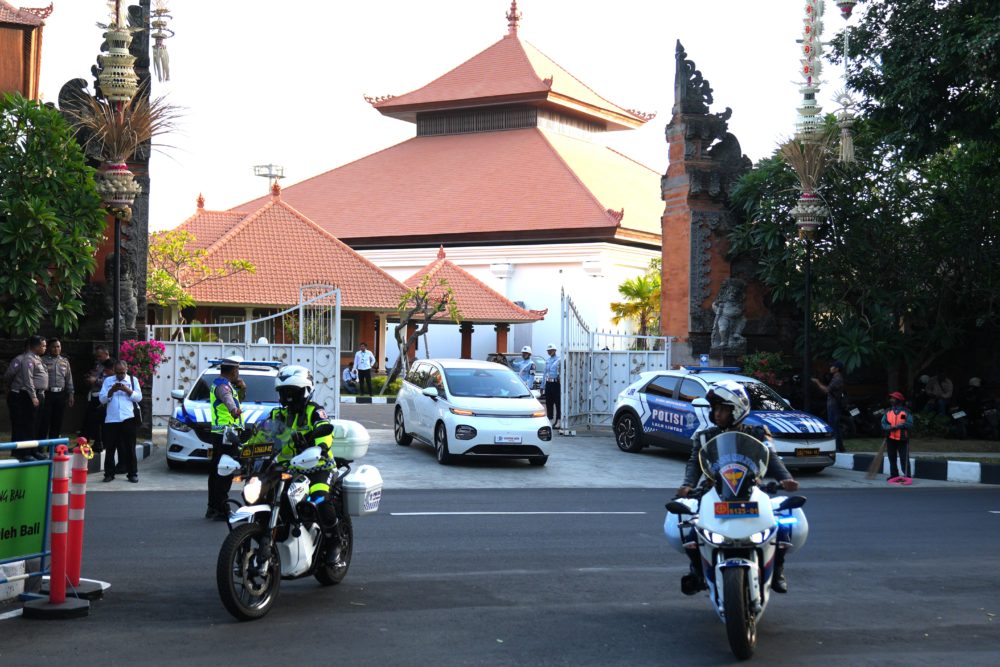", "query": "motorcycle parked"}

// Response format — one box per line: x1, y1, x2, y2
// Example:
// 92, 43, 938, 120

664, 431, 808, 660
215, 420, 382, 621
